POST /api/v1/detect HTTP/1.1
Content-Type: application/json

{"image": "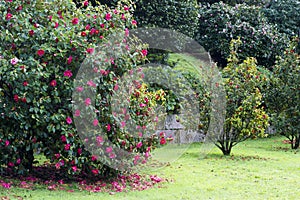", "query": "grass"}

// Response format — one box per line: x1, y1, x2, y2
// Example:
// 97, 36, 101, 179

1, 136, 299, 200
